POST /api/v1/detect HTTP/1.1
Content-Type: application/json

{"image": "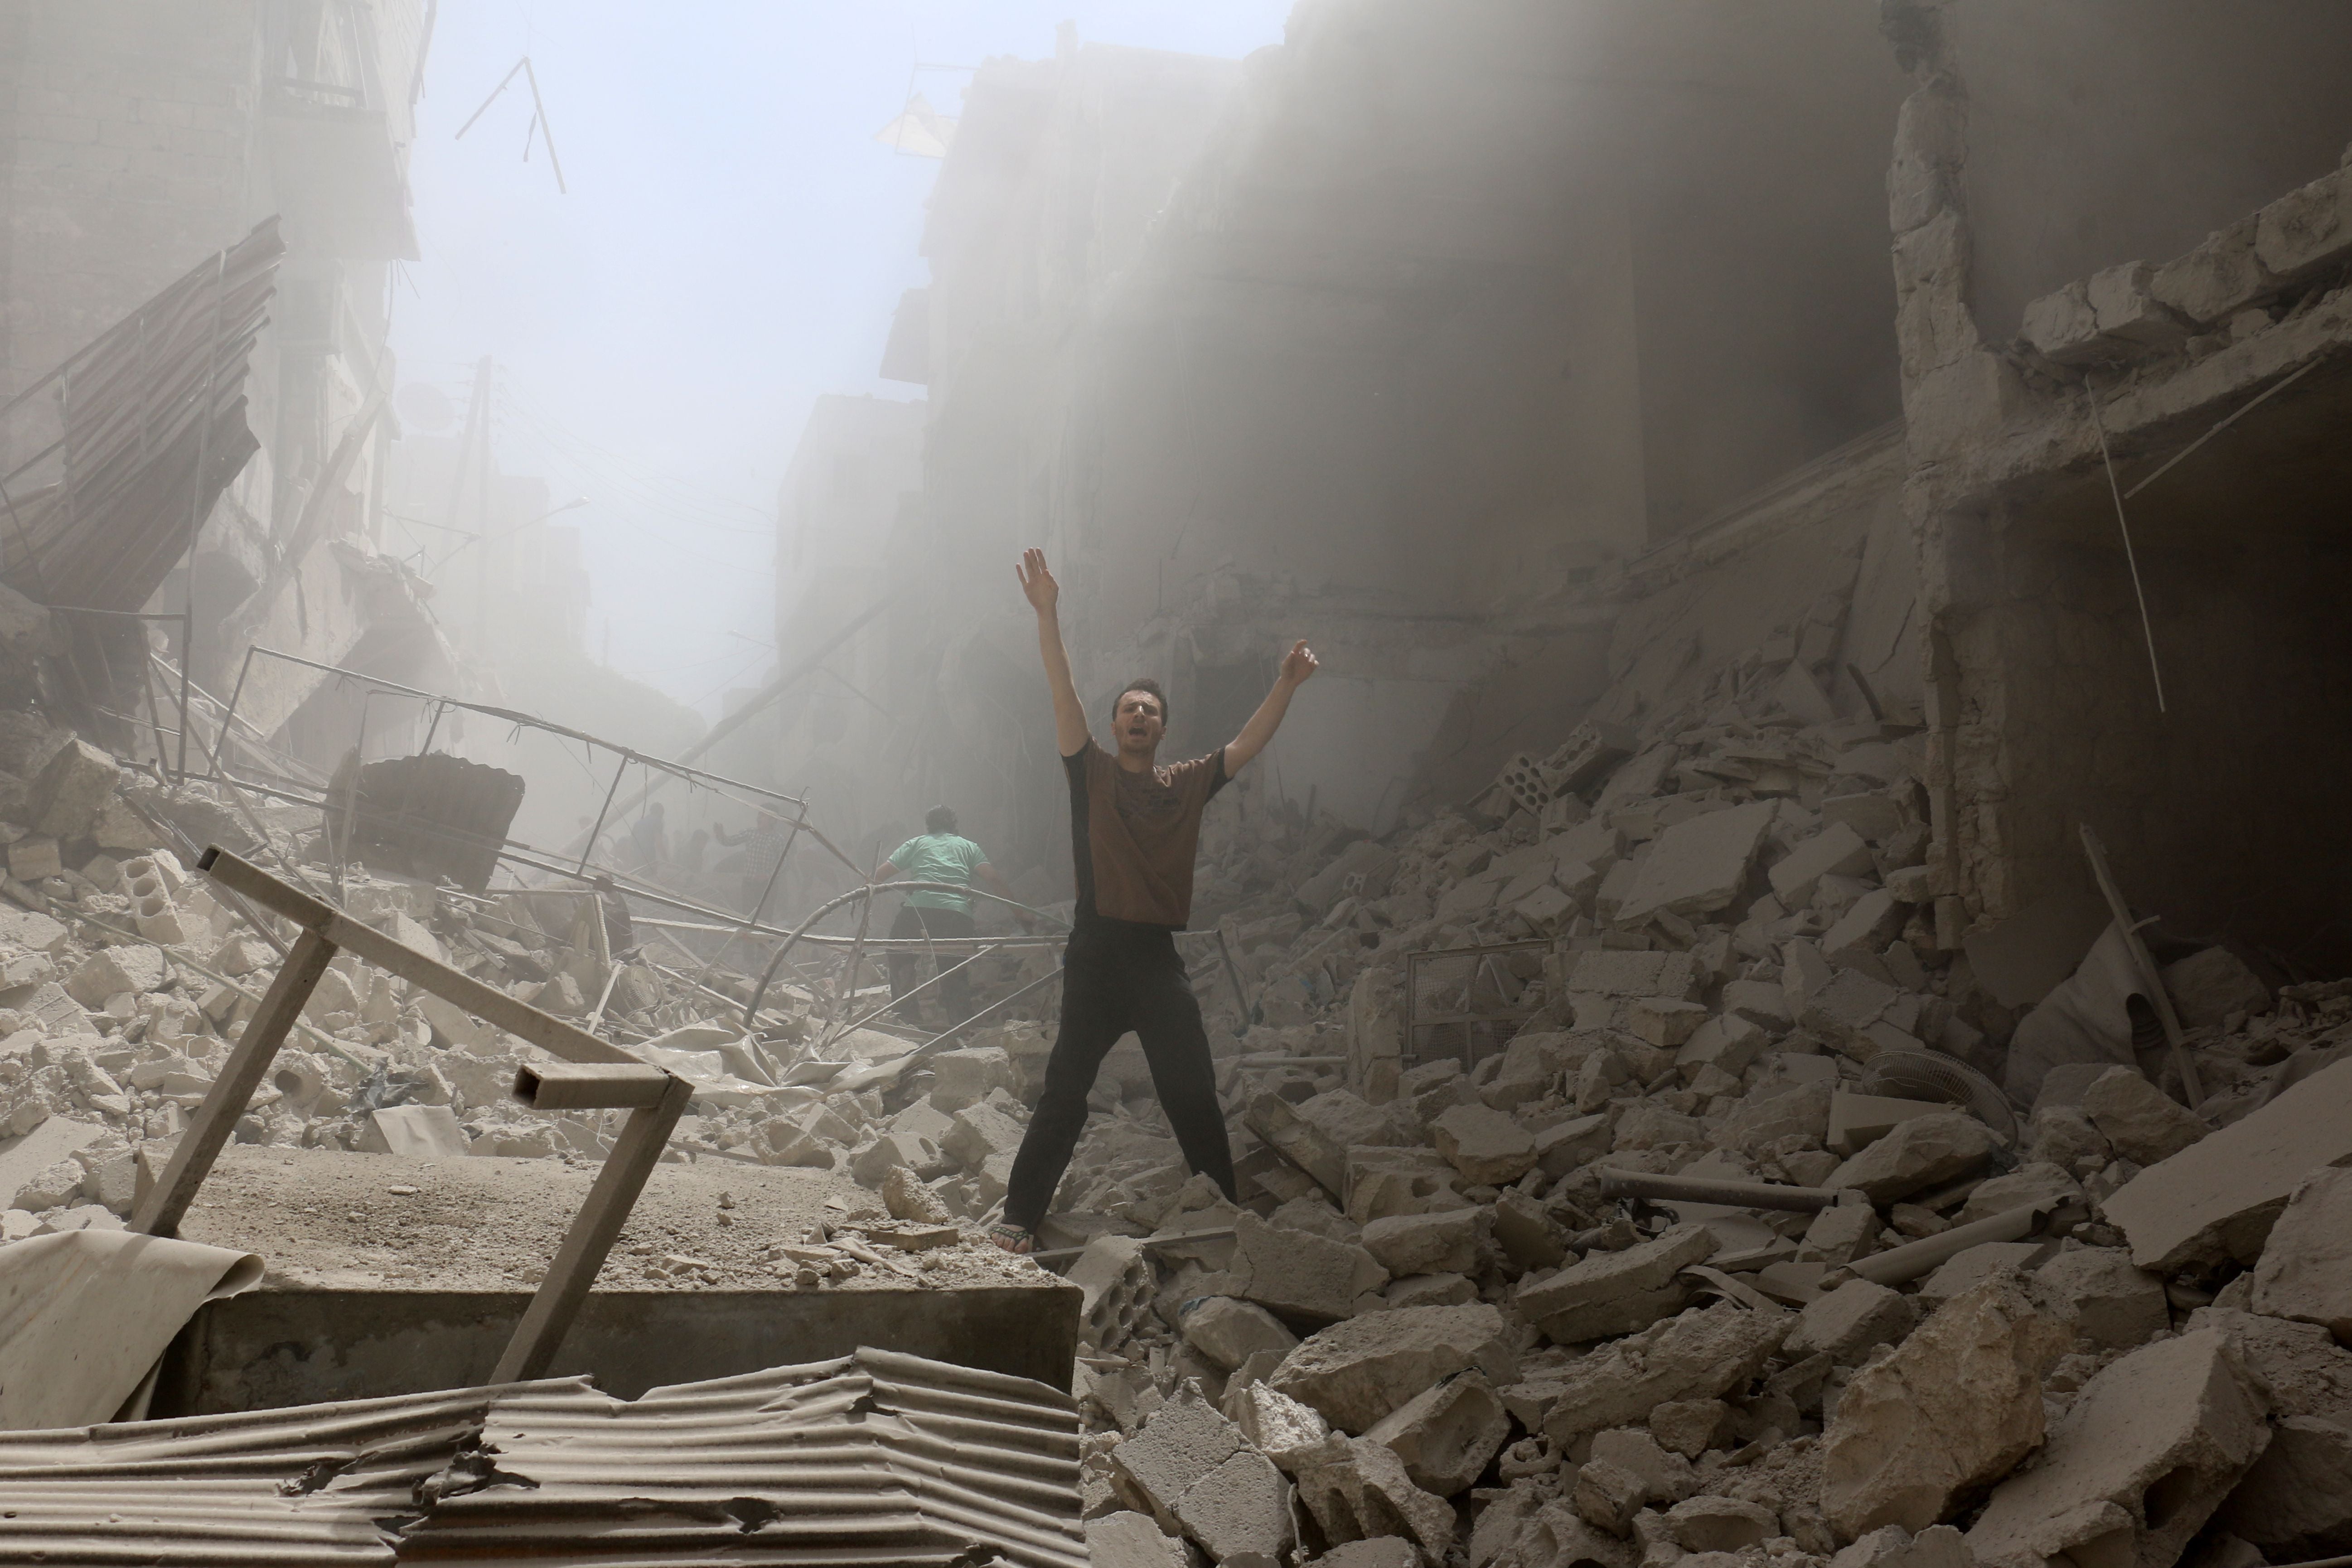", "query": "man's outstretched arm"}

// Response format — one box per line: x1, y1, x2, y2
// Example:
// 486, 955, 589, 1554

1018, 548, 1092, 757
1224, 640, 1320, 775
